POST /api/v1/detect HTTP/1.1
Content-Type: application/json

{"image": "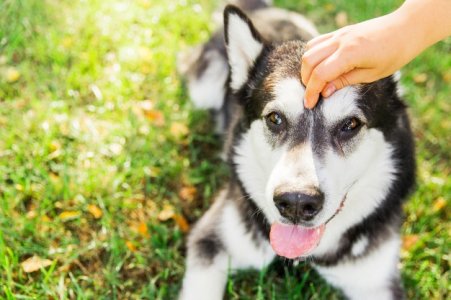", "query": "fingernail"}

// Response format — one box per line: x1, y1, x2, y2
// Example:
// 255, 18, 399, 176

323, 84, 336, 98
304, 97, 311, 109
